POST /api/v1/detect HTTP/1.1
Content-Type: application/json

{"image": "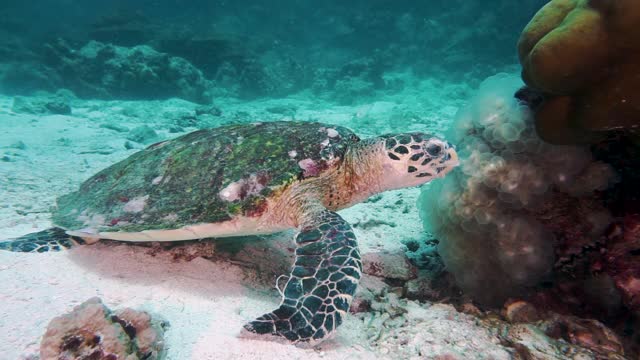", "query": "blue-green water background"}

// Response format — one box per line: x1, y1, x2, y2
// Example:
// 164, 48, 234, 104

1, 0, 546, 99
